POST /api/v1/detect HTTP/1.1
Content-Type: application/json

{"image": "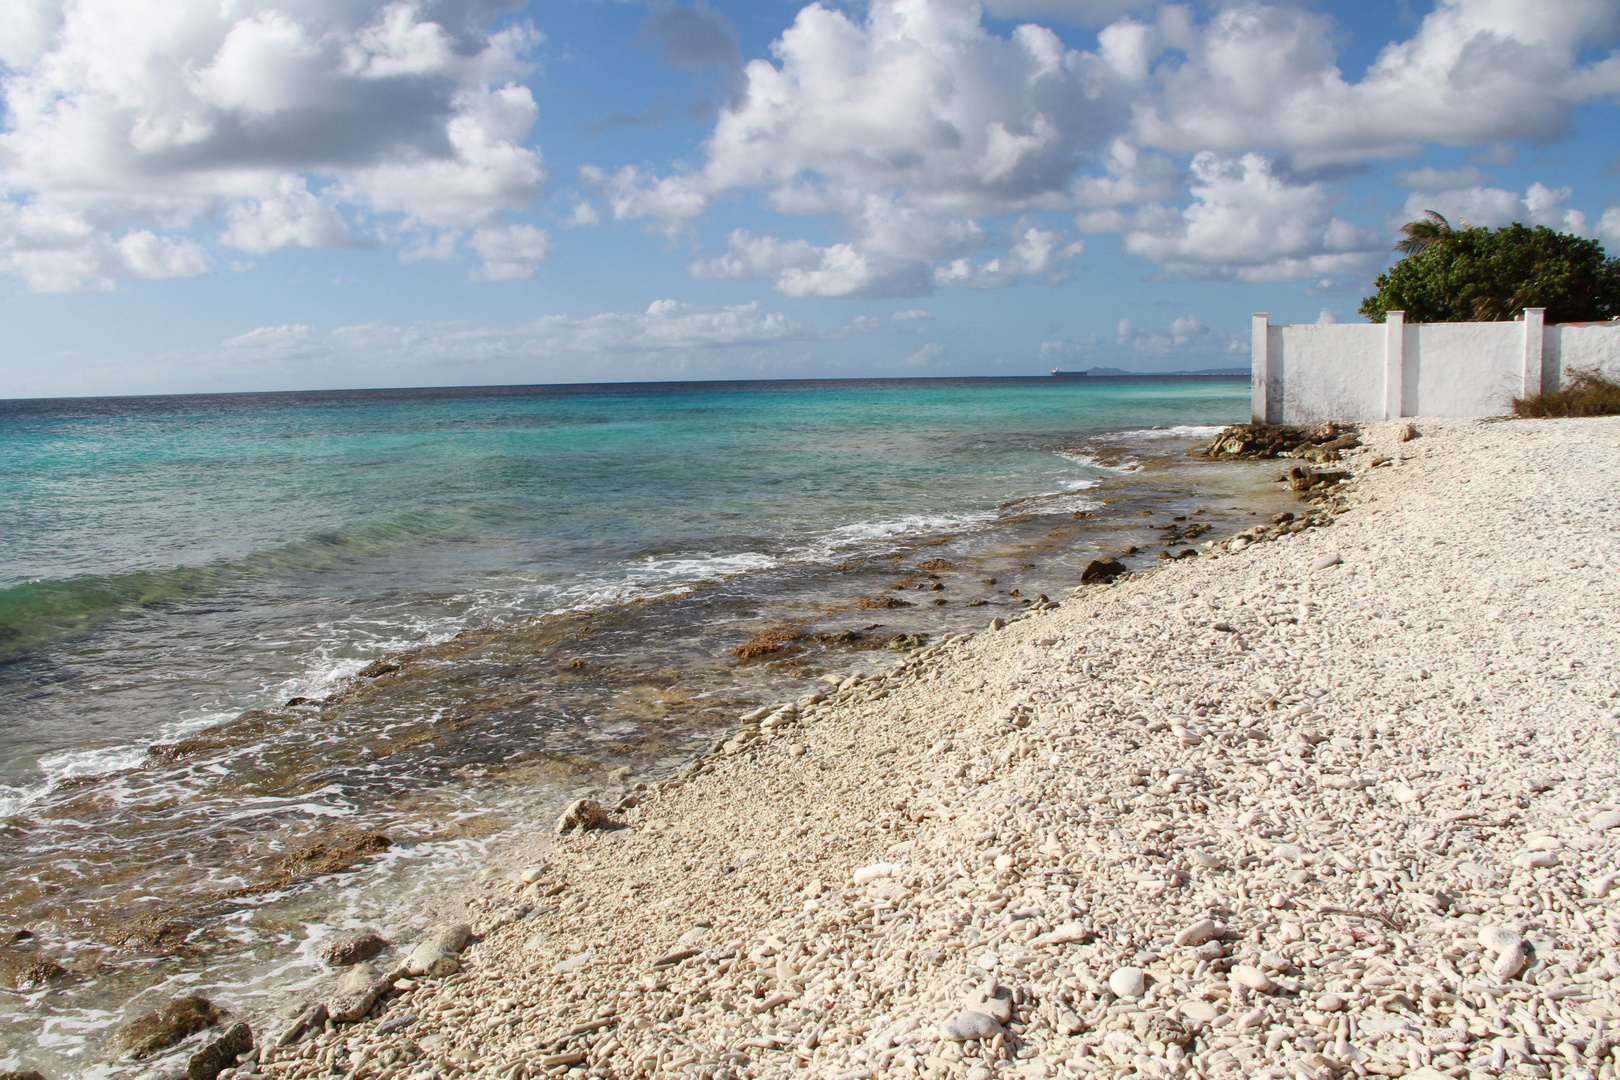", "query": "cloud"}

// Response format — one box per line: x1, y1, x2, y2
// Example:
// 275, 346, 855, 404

1108, 152, 1378, 282
1134, 0, 1620, 165
1599, 208, 1620, 248
642, 3, 742, 71
690, 229, 934, 298
1398, 182, 1590, 233
932, 225, 1075, 288
577, 0, 1620, 290
1114, 313, 1244, 358
0, 0, 548, 289
583, 0, 1117, 292
211, 301, 808, 372
898, 342, 943, 367
1396, 166, 1488, 190
467, 223, 552, 281
982, 0, 1158, 27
